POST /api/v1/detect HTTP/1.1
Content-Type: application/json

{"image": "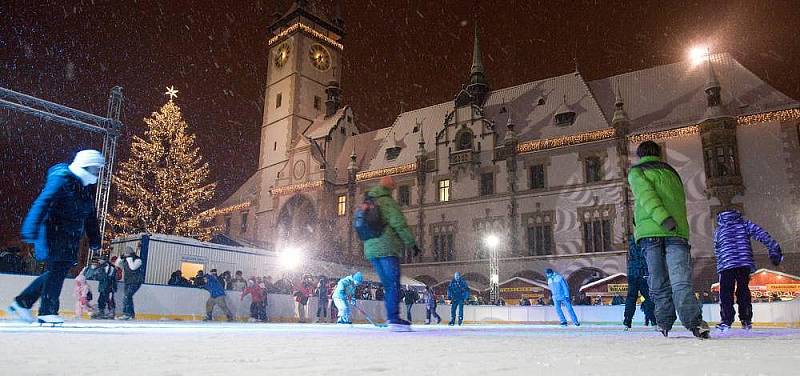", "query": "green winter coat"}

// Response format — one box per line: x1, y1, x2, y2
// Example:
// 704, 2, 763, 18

363, 185, 416, 260
628, 155, 690, 242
